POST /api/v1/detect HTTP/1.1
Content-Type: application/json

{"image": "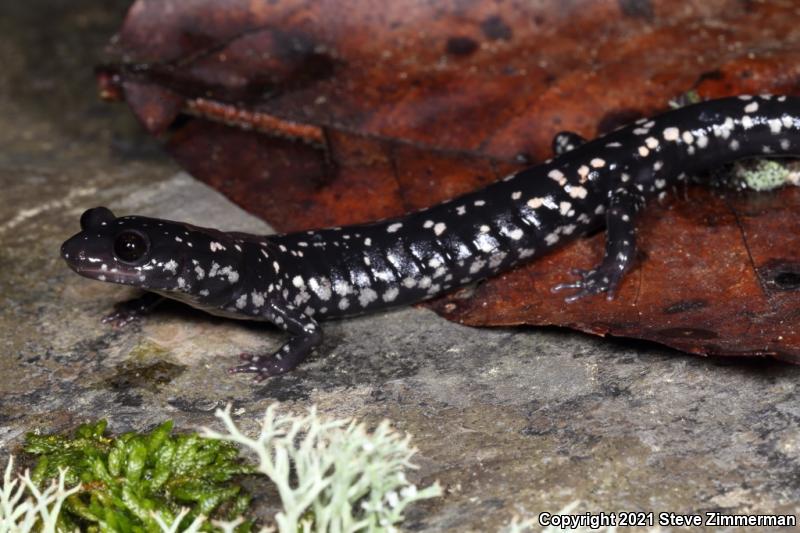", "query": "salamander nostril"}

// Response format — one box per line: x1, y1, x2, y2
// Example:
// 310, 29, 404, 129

60, 236, 78, 260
